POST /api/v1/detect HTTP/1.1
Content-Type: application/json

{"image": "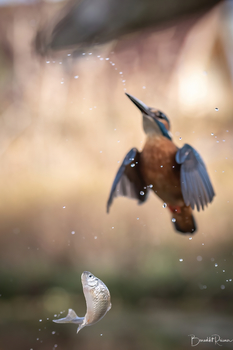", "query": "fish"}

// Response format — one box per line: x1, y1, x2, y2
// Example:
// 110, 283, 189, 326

53, 271, 112, 334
